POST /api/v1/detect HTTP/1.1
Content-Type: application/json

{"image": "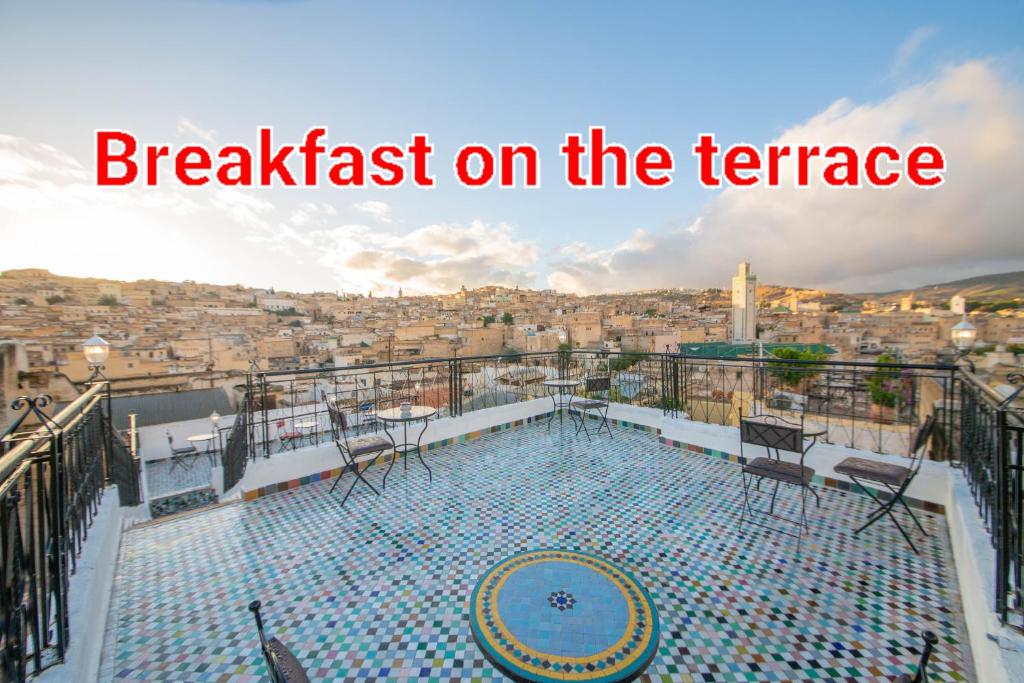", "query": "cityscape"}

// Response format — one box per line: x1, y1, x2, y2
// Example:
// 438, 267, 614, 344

2, 263, 1022, 422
